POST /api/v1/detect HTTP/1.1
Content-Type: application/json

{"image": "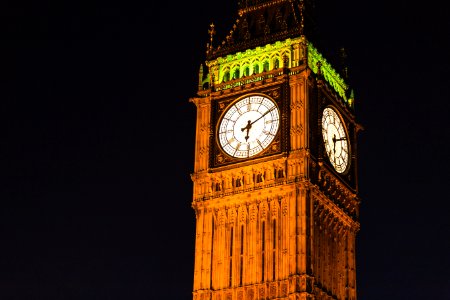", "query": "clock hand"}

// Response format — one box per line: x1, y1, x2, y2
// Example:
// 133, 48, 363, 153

332, 135, 346, 152
334, 137, 347, 141
332, 134, 337, 153
249, 106, 276, 126
241, 120, 252, 141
